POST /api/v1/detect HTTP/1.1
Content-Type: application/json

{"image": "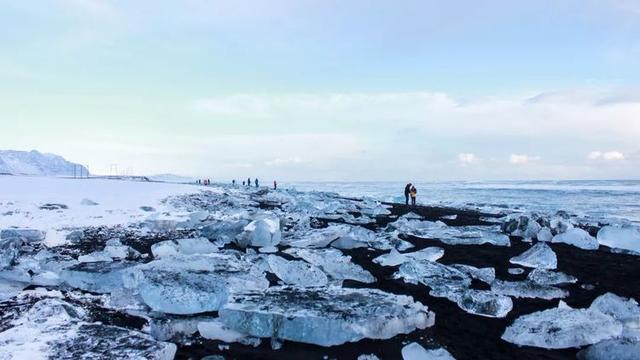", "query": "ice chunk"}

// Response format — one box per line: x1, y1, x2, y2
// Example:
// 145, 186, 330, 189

451, 264, 496, 284
390, 218, 510, 246
0, 228, 46, 243
396, 260, 472, 295
552, 228, 598, 250
509, 242, 557, 269
597, 225, 640, 254
198, 319, 260, 346
455, 289, 513, 318
151, 237, 218, 258
32, 271, 61, 286
0, 298, 176, 360
125, 253, 268, 314
502, 303, 623, 349
401, 342, 456, 360
144, 219, 178, 233
374, 247, 444, 267
60, 261, 136, 293
219, 286, 435, 347
236, 217, 282, 248
284, 248, 375, 283
284, 224, 351, 248
358, 354, 380, 360
527, 269, 577, 286
537, 227, 553, 242
267, 255, 328, 287
491, 280, 568, 300
0, 279, 28, 301
331, 226, 376, 249
577, 338, 640, 360
78, 251, 114, 263
200, 219, 250, 245
0, 238, 20, 269
508, 268, 525, 275
590, 293, 640, 329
